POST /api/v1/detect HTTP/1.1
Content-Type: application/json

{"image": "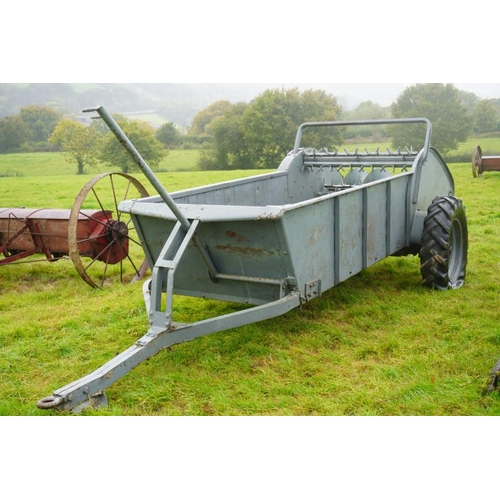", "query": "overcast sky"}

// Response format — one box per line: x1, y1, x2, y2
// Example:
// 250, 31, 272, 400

228, 83, 500, 108
268, 83, 500, 106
